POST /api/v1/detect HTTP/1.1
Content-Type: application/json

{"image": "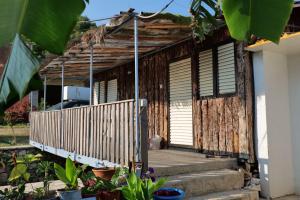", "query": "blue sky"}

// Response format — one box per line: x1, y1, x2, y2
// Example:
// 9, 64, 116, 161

83, 0, 192, 25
